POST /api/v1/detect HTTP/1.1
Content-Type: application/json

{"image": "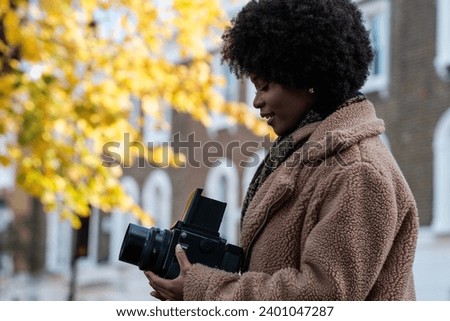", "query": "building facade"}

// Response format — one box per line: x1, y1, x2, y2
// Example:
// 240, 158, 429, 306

359, 0, 450, 233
